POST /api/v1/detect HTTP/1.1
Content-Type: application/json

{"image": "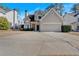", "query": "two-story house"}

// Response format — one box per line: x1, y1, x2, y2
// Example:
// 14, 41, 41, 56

23, 8, 63, 32
63, 13, 79, 31
0, 6, 19, 29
